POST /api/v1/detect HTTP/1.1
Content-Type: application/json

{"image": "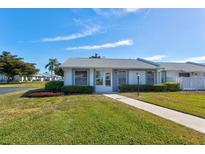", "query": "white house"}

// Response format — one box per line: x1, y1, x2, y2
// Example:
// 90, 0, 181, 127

0, 73, 23, 82
0, 72, 62, 82
31, 73, 62, 81
159, 62, 205, 90
61, 58, 205, 93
